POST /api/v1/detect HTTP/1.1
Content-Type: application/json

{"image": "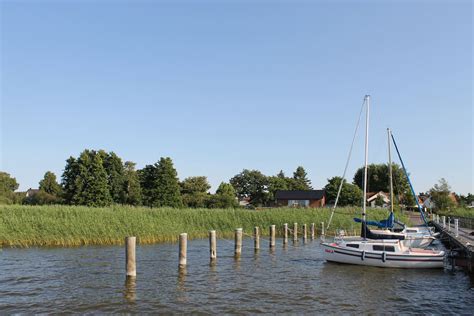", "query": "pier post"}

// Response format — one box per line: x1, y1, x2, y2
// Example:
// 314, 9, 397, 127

269, 225, 276, 248
293, 223, 298, 242
442, 216, 446, 228
125, 236, 136, 278
209, 230, 217, 261
283, 223, 288, 244
321, 222, 325, 237
310, 223, 315, 240
454, 219, 459, 237
179, 233, 187, 267
235, 228, 242, 257
254, 226, 260, 251
302, 224, 307, 242
447, 217, 451, 232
